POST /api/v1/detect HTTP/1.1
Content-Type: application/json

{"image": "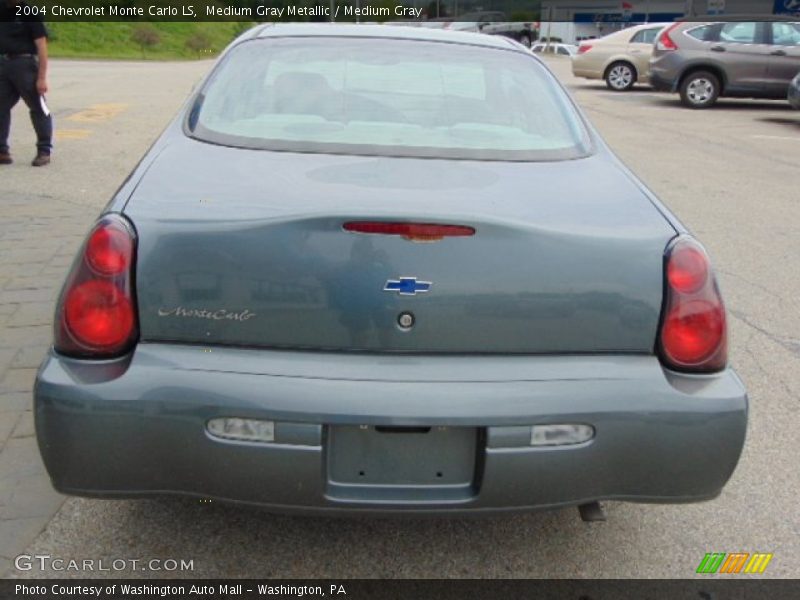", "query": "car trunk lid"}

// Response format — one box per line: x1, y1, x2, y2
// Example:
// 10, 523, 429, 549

124, 138, 675, 354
